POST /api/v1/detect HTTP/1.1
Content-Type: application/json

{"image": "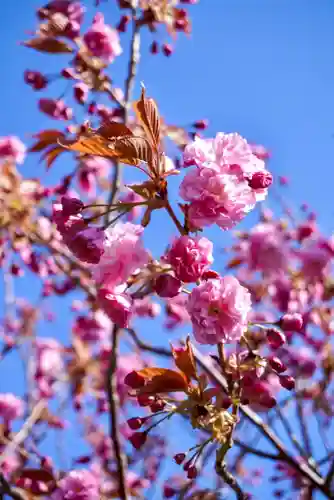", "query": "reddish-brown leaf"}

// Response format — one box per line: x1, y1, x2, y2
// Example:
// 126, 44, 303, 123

23, 37, 74, 54
97, 121, 133, 140
136, 367, 188, 394
42, 146, 65, 170
29, 130, 66, 153
110, 135, 153, 166
62, 134, 121, 158
133, 87, 161, 150
171, 336, 197, 381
